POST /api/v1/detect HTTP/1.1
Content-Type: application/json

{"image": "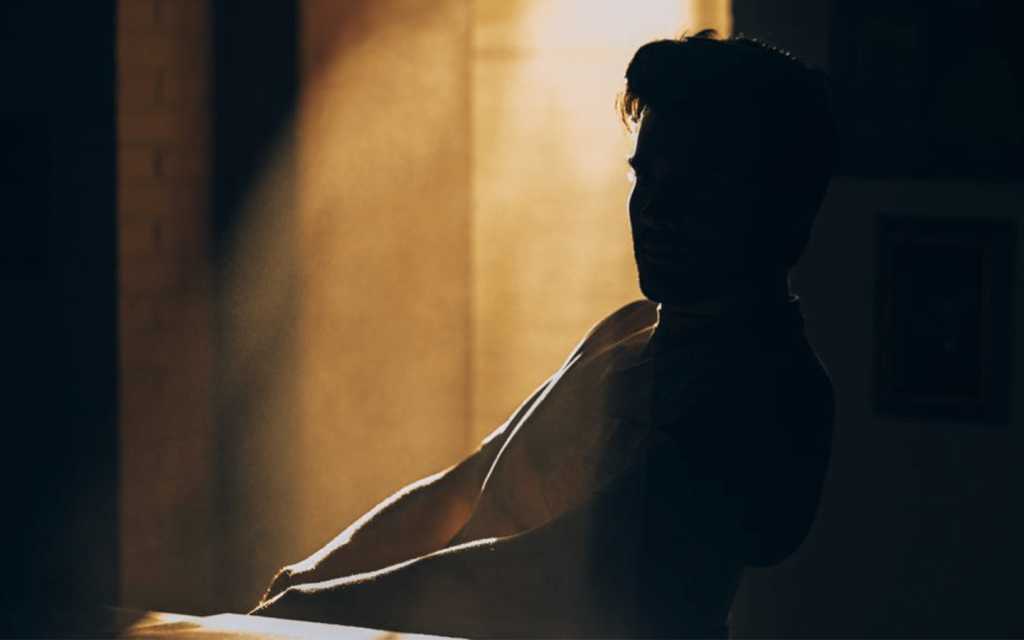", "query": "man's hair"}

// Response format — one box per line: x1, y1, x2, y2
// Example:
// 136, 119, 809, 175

619, 30, 838, 269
